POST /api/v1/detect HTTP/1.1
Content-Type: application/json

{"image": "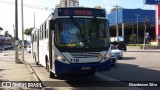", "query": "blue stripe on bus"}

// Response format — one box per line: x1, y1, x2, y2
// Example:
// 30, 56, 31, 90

54, 59, 111, 75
